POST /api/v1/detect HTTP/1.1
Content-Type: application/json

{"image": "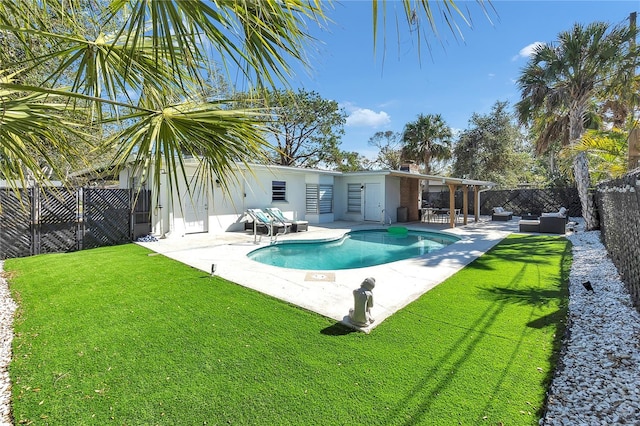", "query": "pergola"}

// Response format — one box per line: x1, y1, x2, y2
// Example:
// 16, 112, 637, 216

388, 170, 496, 228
